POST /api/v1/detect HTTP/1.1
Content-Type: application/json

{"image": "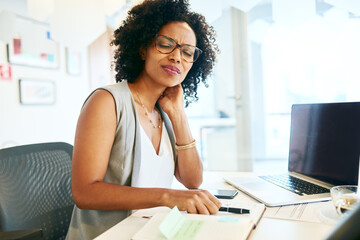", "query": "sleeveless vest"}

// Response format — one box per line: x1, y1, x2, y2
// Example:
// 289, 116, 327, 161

66, 81, 176, 240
